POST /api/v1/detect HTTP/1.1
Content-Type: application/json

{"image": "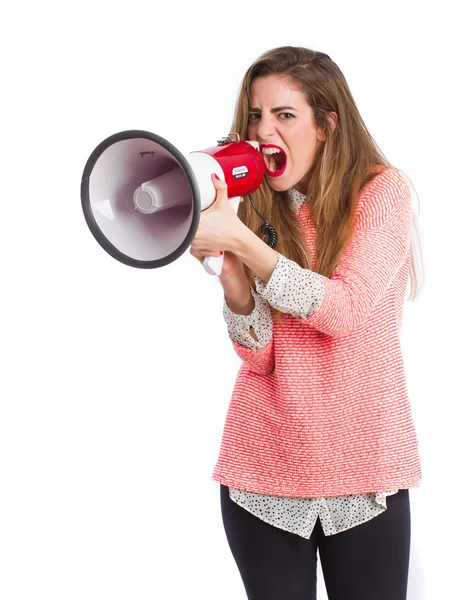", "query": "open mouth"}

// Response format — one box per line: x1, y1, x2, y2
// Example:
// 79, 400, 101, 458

260, 144, 287, 177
